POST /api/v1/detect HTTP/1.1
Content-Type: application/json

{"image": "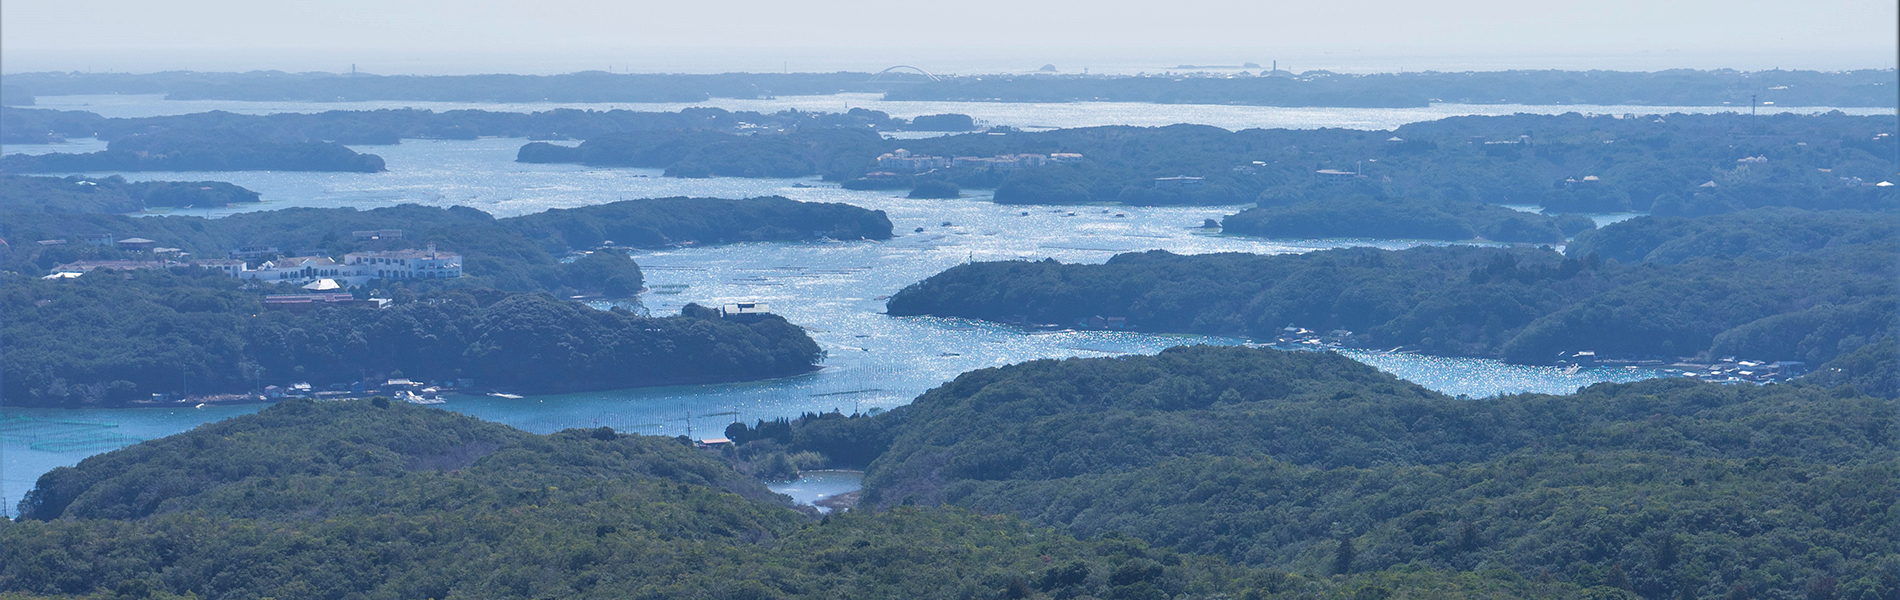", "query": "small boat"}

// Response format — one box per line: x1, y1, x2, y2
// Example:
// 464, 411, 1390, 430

914, 227, 925, 232
488, 392, 524, 399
